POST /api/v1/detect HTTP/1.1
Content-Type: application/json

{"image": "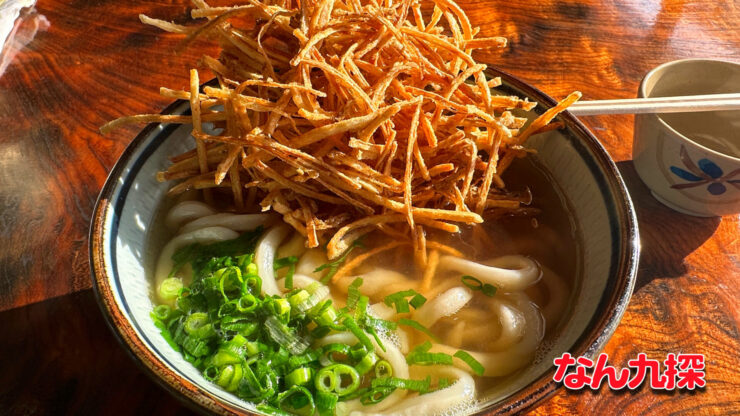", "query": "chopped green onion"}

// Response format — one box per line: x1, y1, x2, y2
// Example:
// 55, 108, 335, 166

277, 386, 315, 416
294, 285, 330, 315
384, 290, 416, 306
236, 294, 258, 313
216, 266, 243, 301
481, 283, 497, 297
256, 404, 293, 416
181, 335, 211, 357
310, 326, 331, 339
399, 318, 439, 342
342, 316, 374, 352
218, 301, 237, 317
265, 316, 309, 355
287, 349, 319, 369
361, 387, 395, 405
155, 229, 432, 413
461, 275, 498, 297
393, 298, 410, 314
288, 290, 310, 309
371, 375, 431, 393
312, 301, 338, 327
315, 390, 338, 416
406, 351, 453, 366
203, 366, 219, 382
151, 317, 180, 352
159, 277, 183, 301
409, 341, 432, 355
184, 312, 216, 339
215, 363, 243, 391
354, 295, 369, 322
152, 304, 173, 322
355, 351, 378, 375
364, 325, 386, 352
211, 349, 242, 367
315, 367, 338, 393
346, 278, 364, 309
286, 367, 314, 387
349, 344, 368, 361
409, 293, 427, 309
320, 344, 351, 366
267, 298, 292, 322
338, 386, 369, 401
171, 228, 263, 277
374, 360, 393, 378
315, 238, 365, 284
274, 256, 299, 269
461, 275, 482, 290
220, 319, 257, 337
454, 350, 485, 376
274, 256, 298, 290
384, 289, 428, 313
316, 364, 360, 397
